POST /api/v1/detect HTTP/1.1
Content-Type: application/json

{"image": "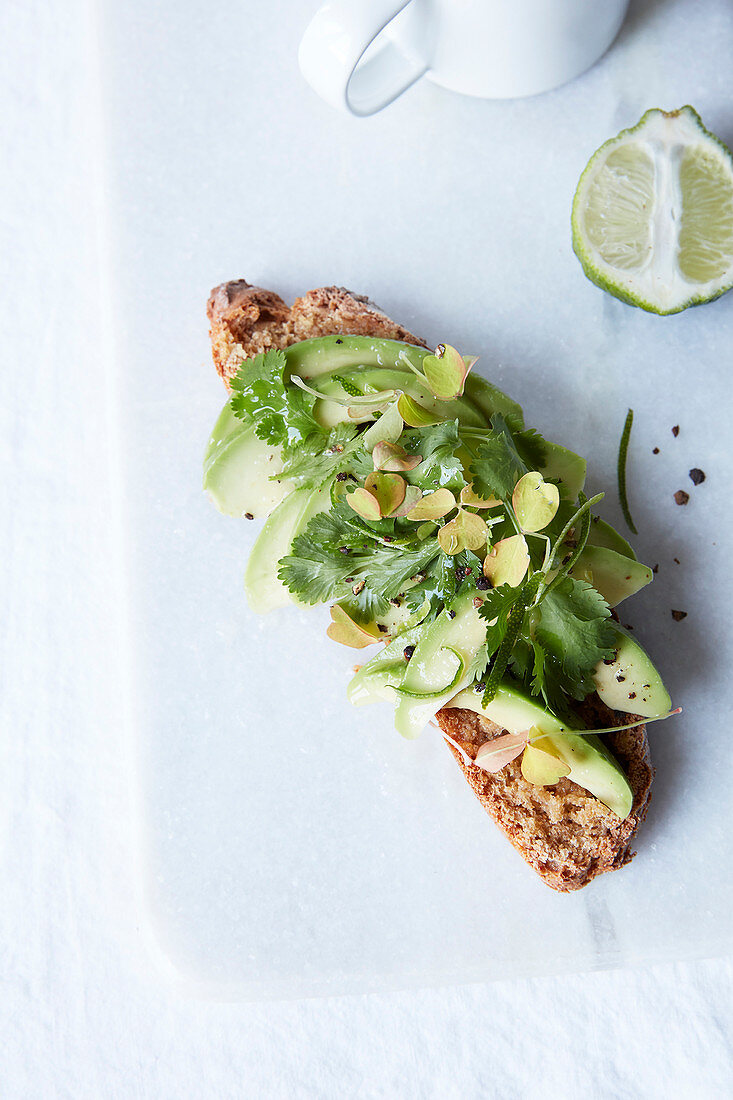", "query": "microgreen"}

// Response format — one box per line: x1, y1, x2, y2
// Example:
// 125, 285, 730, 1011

460, 484, 501, 509
520, 739, 571, 785
421, 344, 475, 399
327, 604, 382, 648
396, 393, 443, 427
473, 731, 529, 772
512, 471, 559, 532
405, 488, 457, 521
483, 534, 530, 588
372, 440, 422, 472
363, 471, 406, 517
437, 510, 489, 554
